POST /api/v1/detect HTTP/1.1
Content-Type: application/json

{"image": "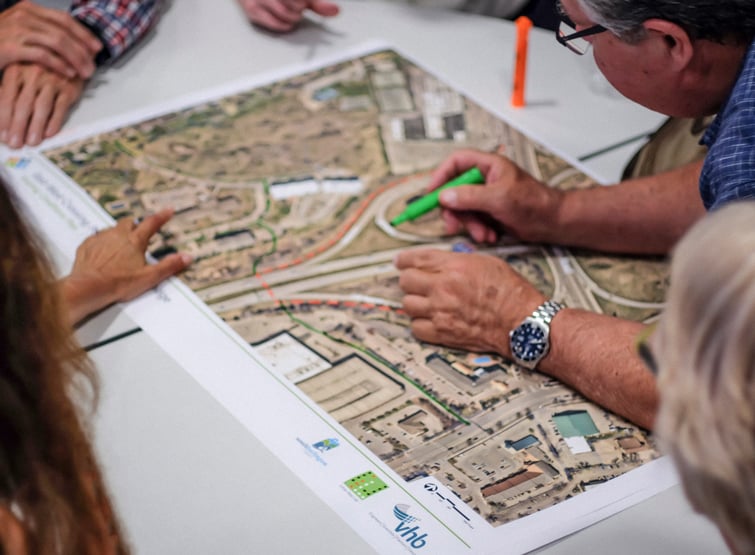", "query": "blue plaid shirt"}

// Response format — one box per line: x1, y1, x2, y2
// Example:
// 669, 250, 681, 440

700, 38, 755, 210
